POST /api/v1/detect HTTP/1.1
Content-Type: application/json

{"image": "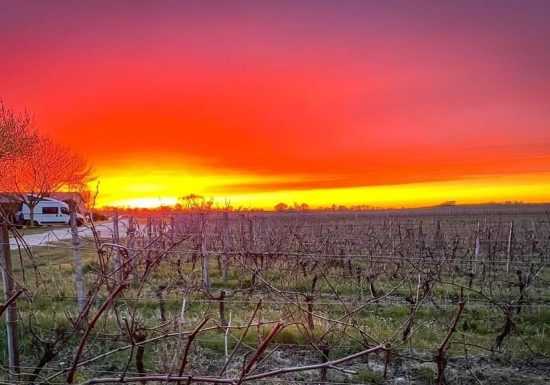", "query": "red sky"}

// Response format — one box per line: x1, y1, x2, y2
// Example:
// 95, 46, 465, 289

1, 1, 549, 208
